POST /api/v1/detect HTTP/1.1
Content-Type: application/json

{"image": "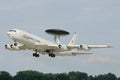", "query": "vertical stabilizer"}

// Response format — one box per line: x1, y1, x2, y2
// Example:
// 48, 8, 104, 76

69, 32, 77, 45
